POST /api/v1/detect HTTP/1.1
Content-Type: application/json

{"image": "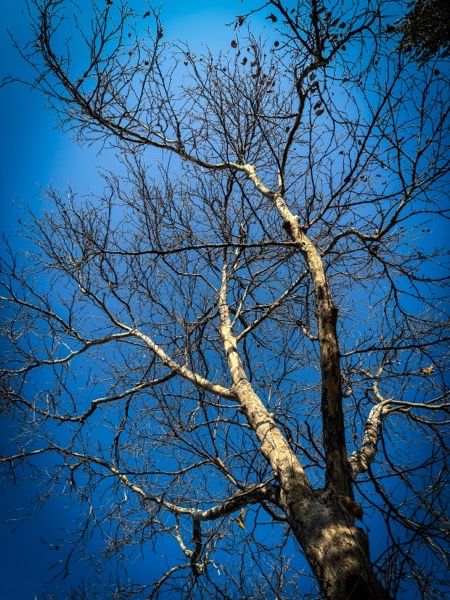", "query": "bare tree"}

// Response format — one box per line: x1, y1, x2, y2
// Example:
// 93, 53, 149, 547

1, 0, 449, 598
